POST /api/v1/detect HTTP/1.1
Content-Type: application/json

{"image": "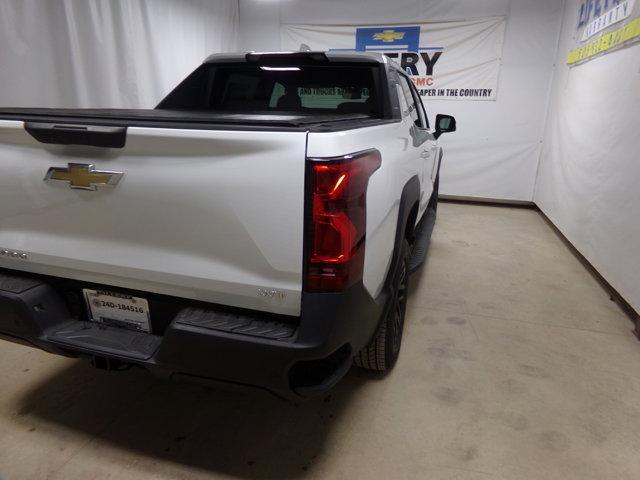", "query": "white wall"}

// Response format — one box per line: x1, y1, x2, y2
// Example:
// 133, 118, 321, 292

238, 0, 564, 201
0, 0, 239, 109
535, 0, 640, 312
